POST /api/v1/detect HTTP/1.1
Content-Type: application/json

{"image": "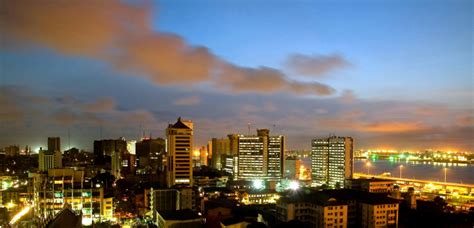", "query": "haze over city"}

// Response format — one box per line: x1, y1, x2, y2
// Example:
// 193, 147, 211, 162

1, 0, 472, 151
